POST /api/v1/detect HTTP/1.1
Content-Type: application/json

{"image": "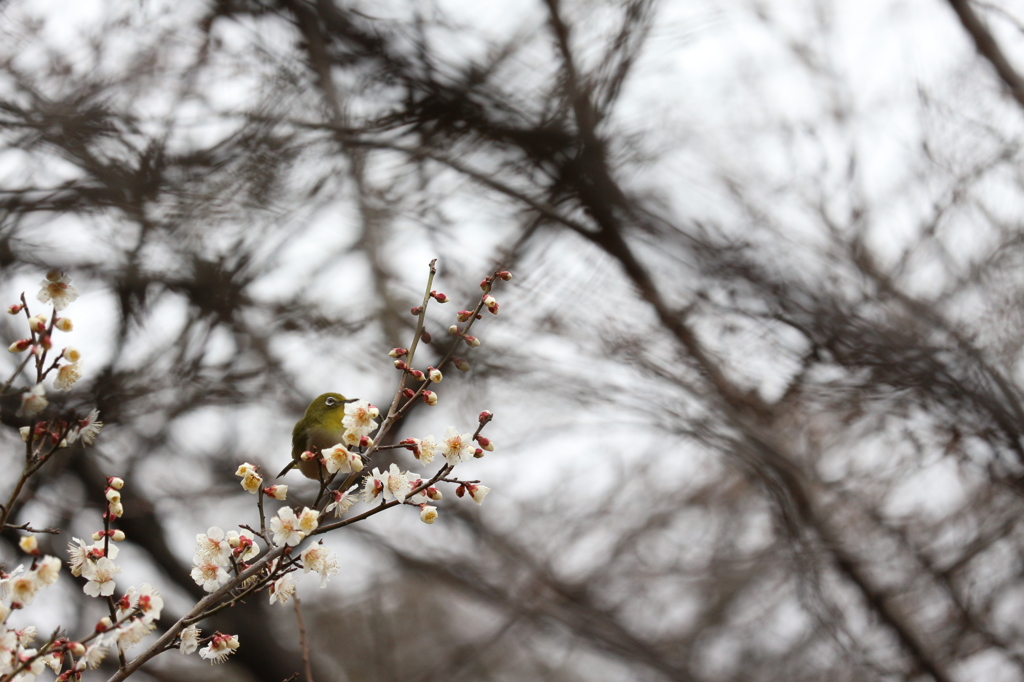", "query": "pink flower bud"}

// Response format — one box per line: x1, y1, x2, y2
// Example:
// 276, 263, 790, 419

463, 335, 480, 347
300, 450, 316, 461
39, 334, 52, 350
410, 306, 423, 315
409, 369, 425, 381
497, 270, 513, 281
430, 290, 450, 303
478, 411, 493, 424
427, 486, 443, 500
389, 347, 408, 358
476, 436, 494, 451
7, 339, 30, 353
91, 531, 104, 541
456, 485, 466, 498
422, 391, 438, 406
457, 310, 473, 322
473, 448, 484, 458
480, 279, 492, 293
359, 435, 372, 448
453, 357, 470, 372
7, 304, 23, 315
96, 617, 112, 632
402, 388, 415, 398
394, 359, 408, 370
421, 330, 432, 344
